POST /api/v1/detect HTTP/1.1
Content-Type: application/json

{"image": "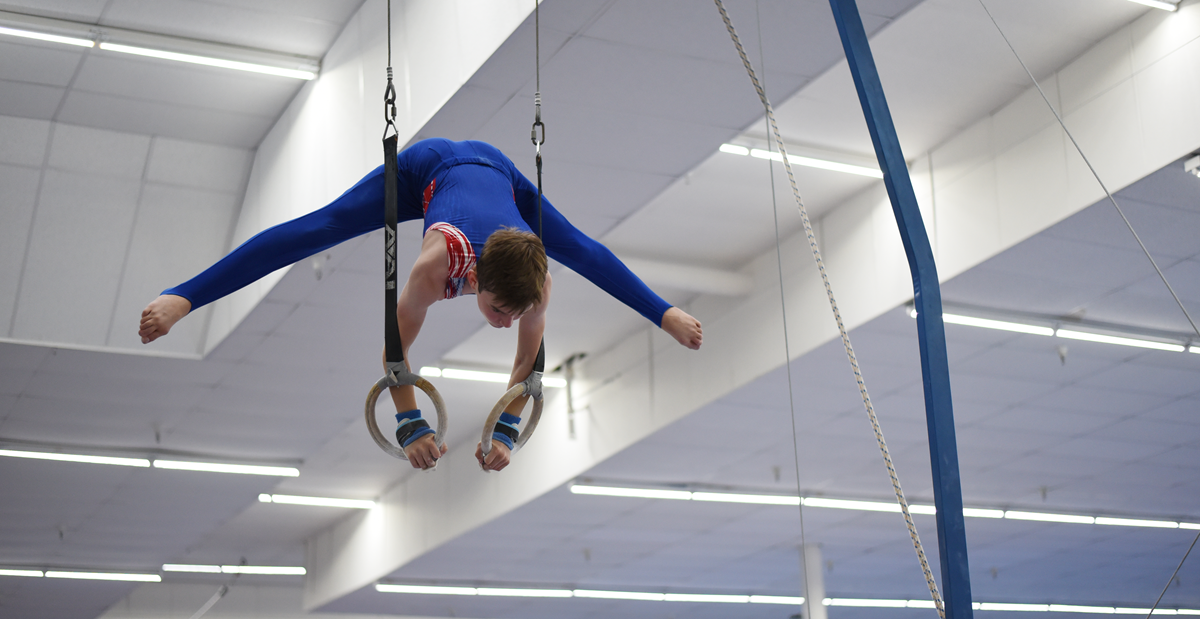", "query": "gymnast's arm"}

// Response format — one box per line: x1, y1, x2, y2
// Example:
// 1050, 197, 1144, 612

476, 271, 552, 472
512, 177, 702, 350
139, 165, 388, 344
390, 231, 450, 469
